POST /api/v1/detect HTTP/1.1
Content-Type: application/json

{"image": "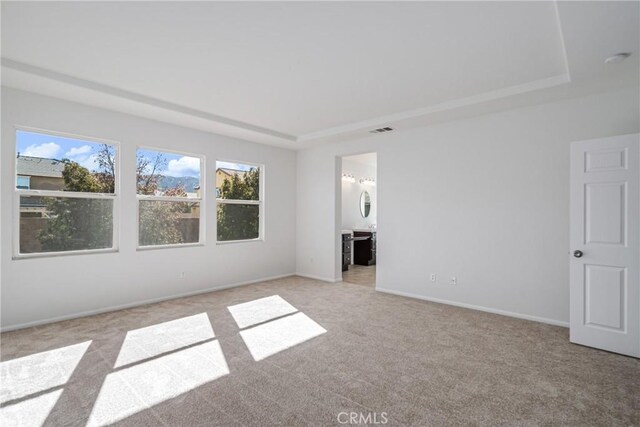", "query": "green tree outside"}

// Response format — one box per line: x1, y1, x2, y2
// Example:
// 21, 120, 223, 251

38, 161, 113, 251
38, 144, 194, 250
138, 186, 196, 246
217, 168, 260, 241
